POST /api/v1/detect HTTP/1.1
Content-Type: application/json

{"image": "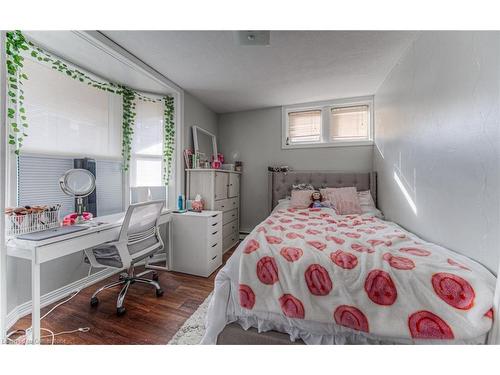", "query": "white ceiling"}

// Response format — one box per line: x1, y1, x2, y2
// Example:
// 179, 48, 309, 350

102, 31, 418, 113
